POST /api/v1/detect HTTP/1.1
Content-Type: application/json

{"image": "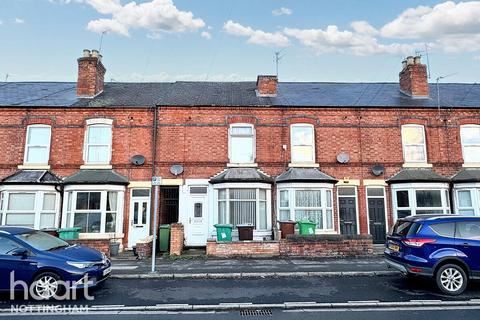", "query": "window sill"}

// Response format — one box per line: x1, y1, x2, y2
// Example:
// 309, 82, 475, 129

402, 163, 433, 168
227, 163, 258, 168
18, 164, 51, 170
462, 163, 480, 168
80, 164, 113, 170
288, 163, 319, 168
78, 232, 124, 240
